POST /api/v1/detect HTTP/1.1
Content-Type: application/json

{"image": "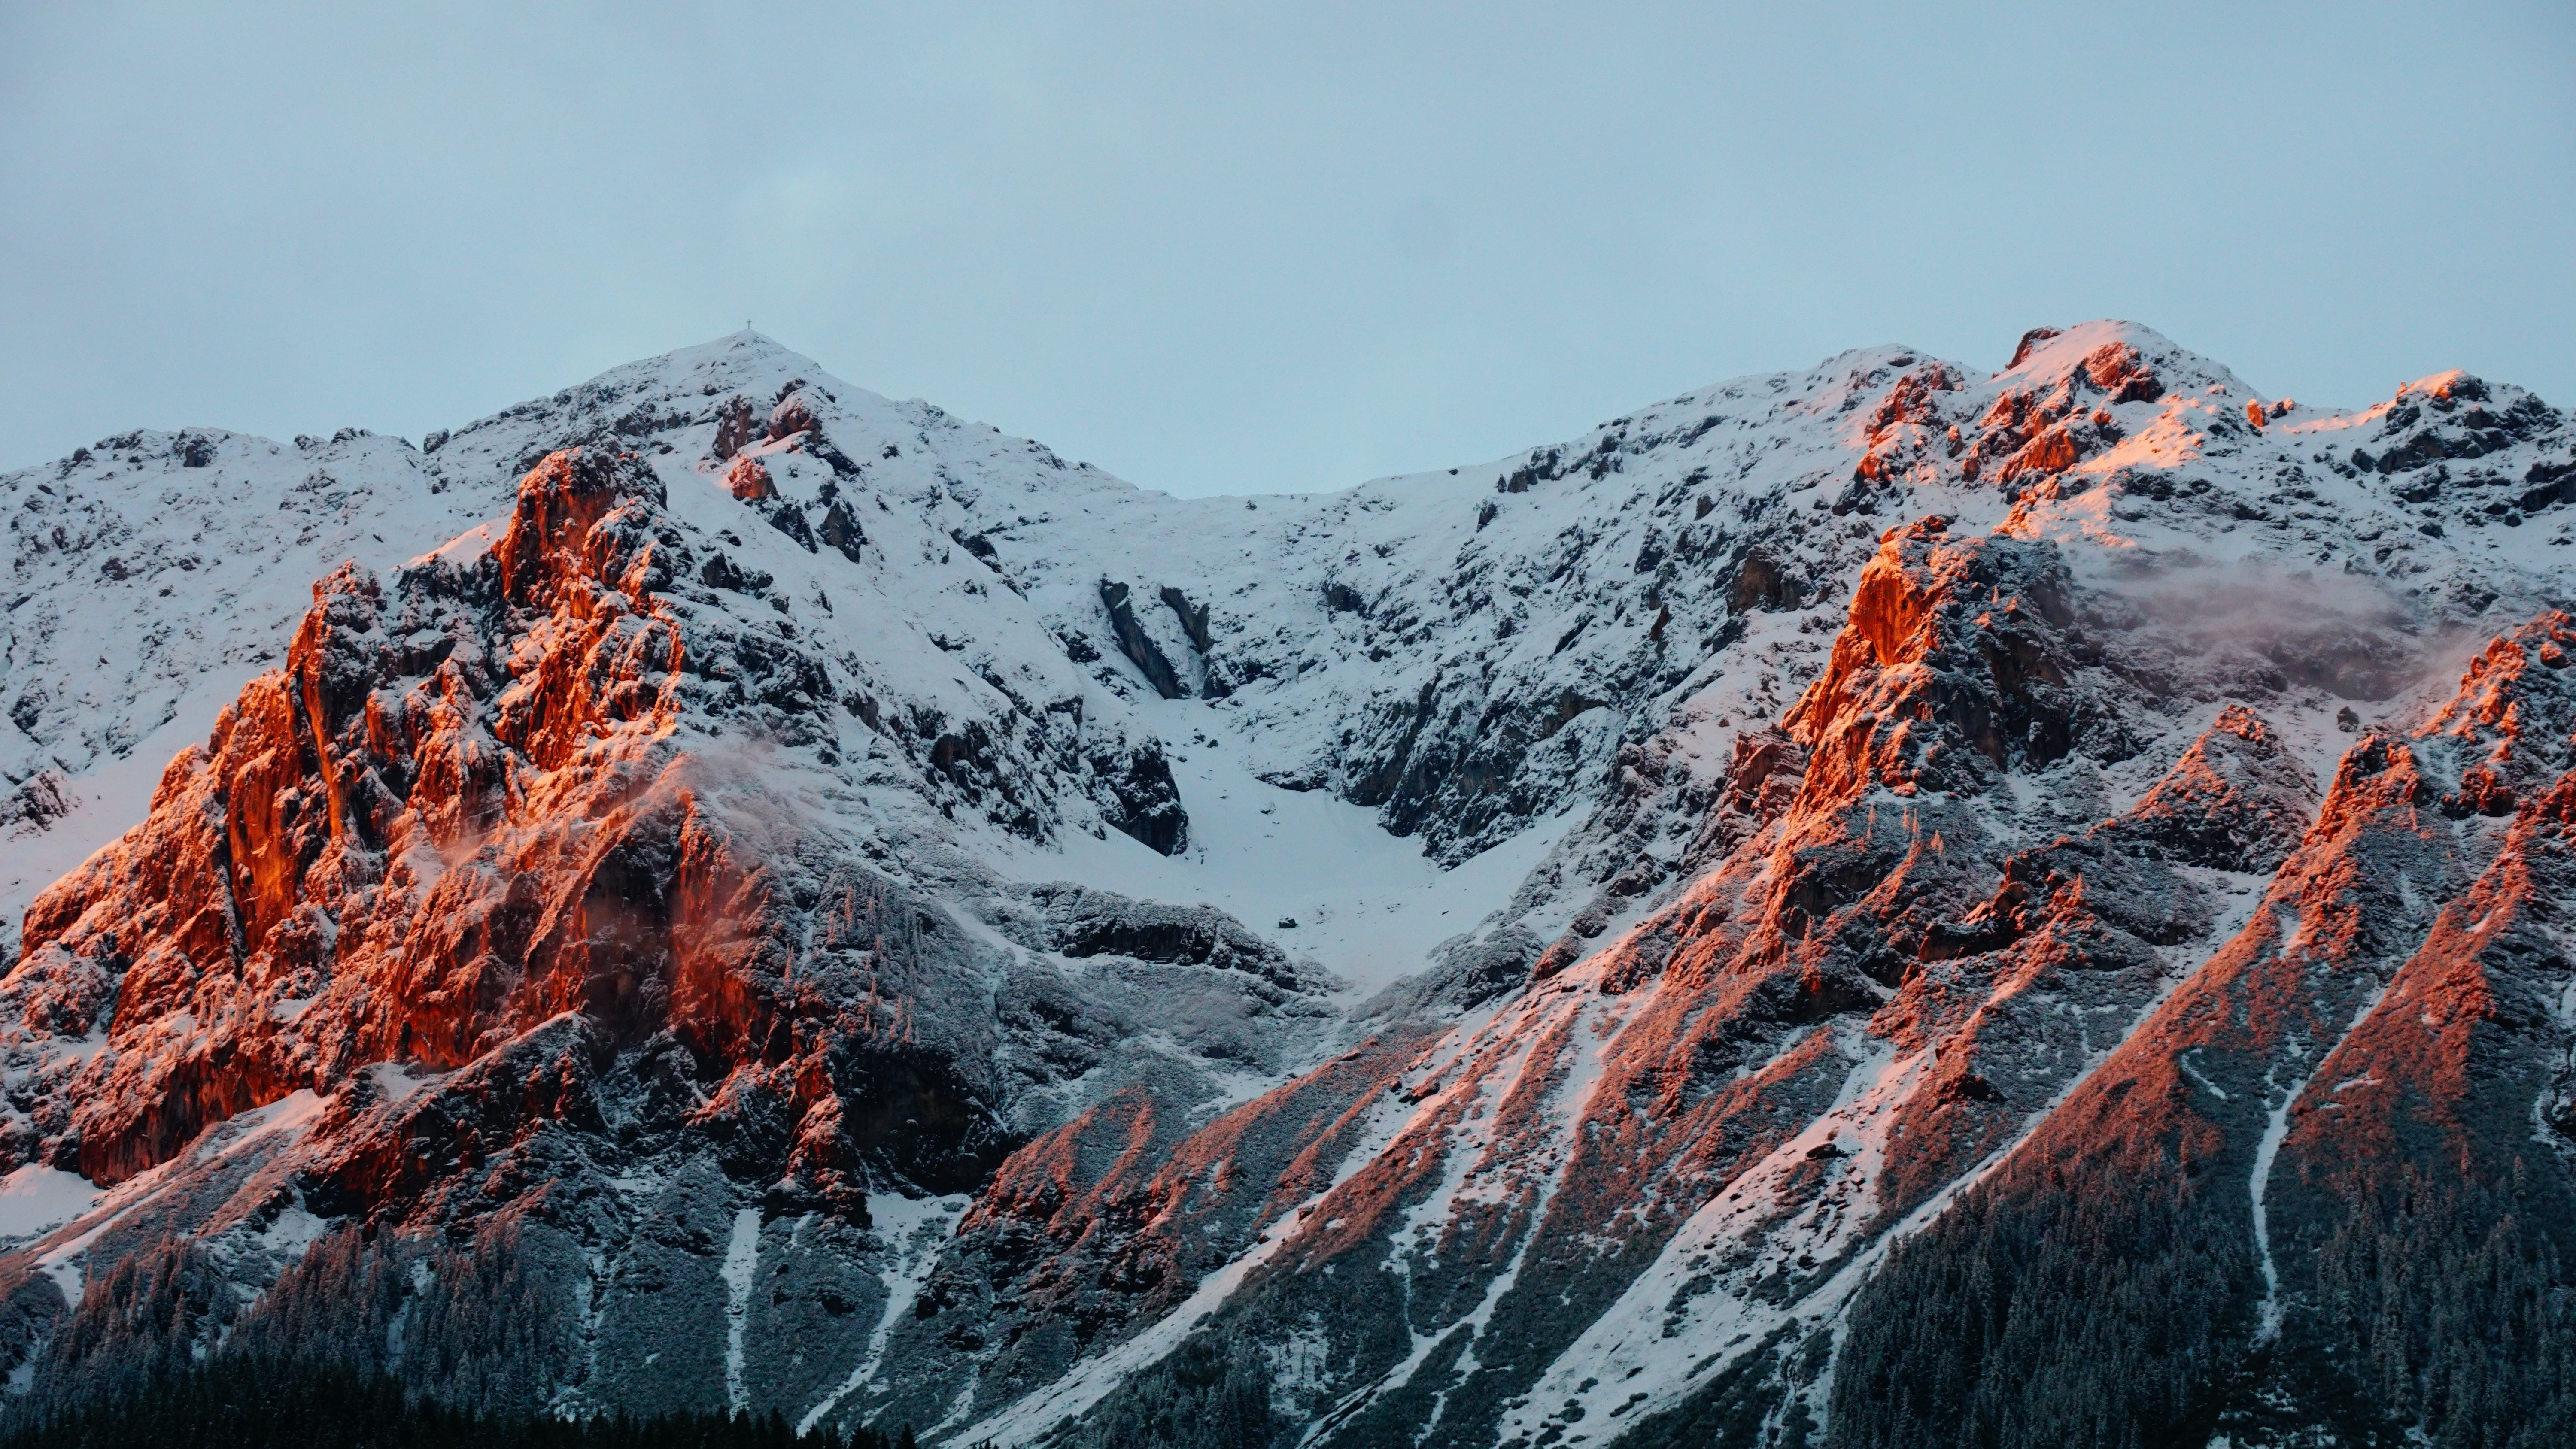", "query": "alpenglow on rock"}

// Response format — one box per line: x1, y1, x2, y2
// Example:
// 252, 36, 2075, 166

1, 322, 2572, 1447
